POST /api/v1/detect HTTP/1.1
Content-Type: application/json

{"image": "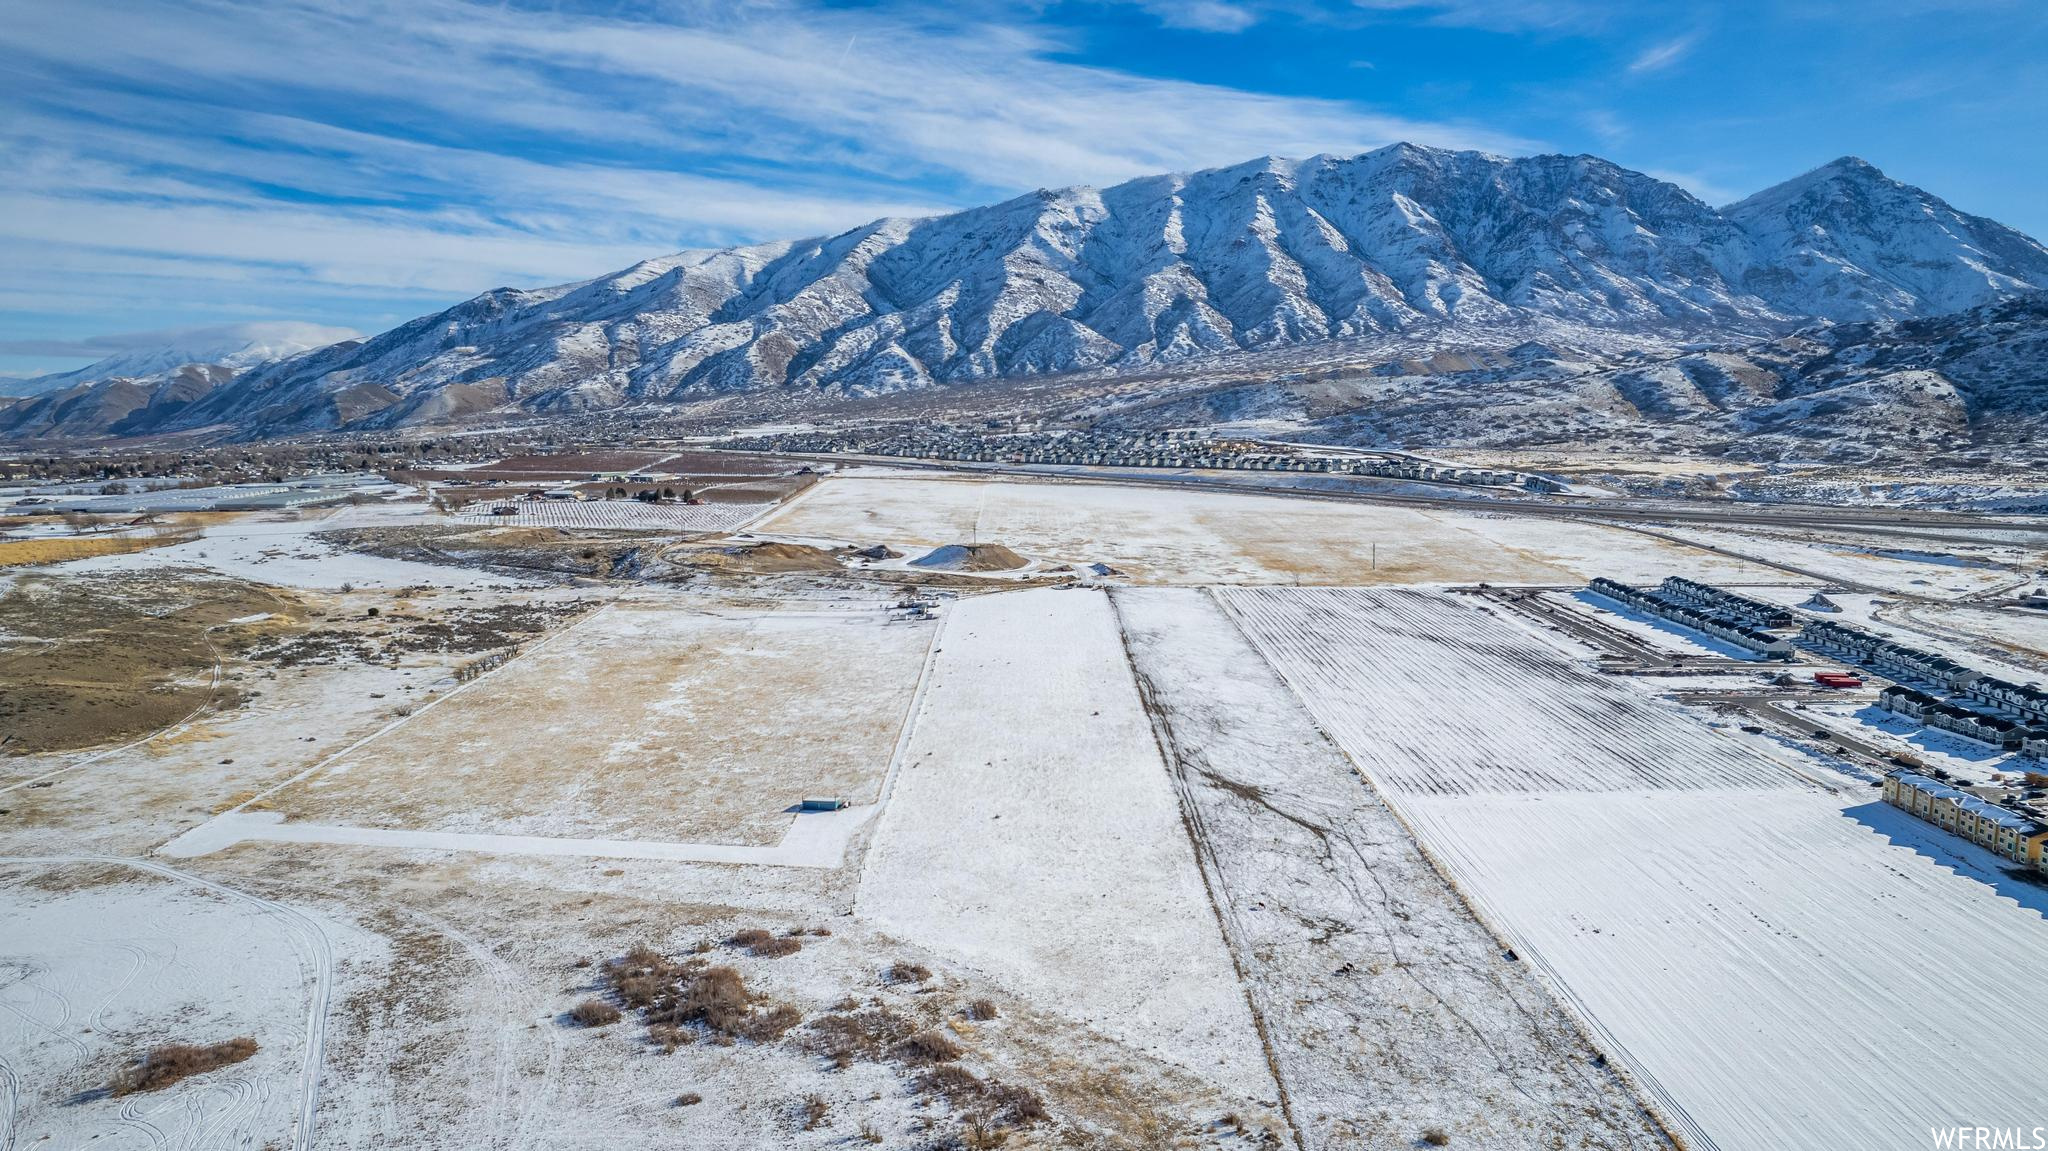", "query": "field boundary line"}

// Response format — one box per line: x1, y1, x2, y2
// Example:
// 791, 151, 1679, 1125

1106, 588, 1306, 1151
851, 603, 950, 910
